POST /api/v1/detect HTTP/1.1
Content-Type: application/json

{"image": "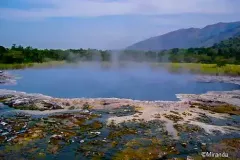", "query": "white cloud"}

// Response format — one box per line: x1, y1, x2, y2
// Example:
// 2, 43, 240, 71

0, 0, 239, 19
